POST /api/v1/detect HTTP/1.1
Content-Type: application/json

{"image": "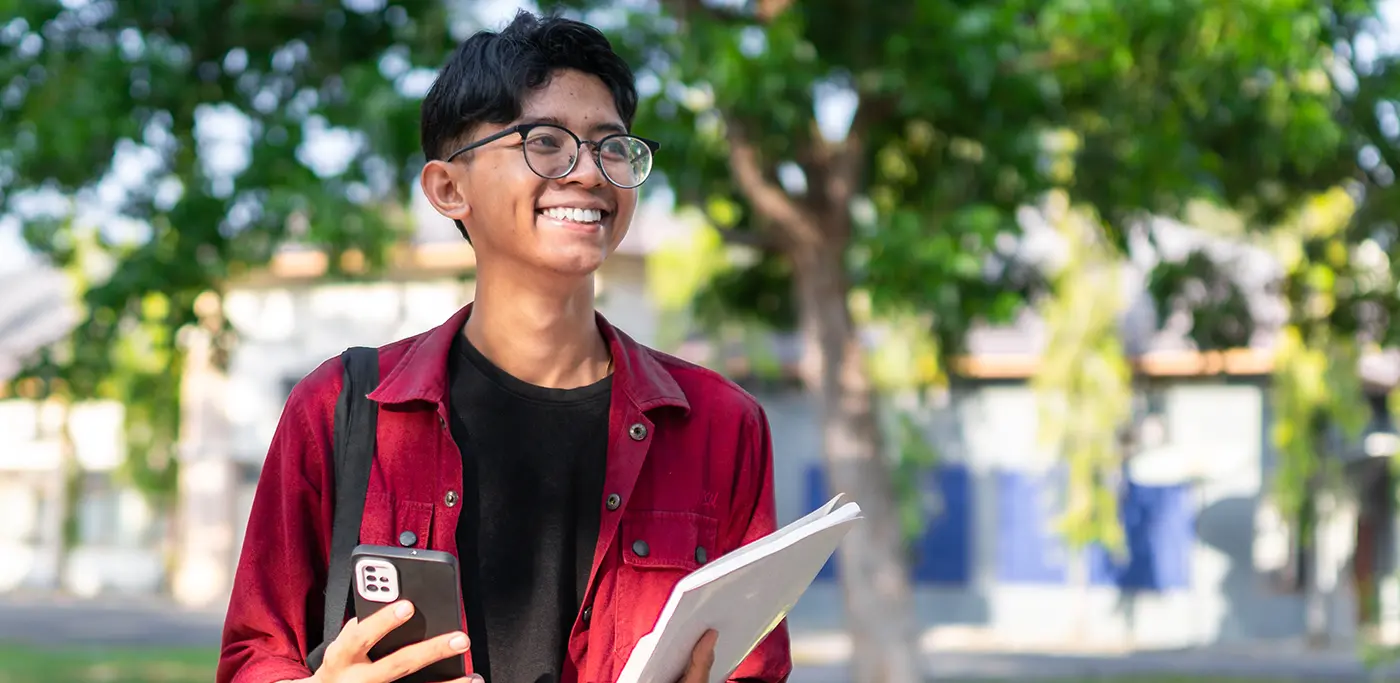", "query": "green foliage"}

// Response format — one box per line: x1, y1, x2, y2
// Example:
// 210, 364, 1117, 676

11, 2, 1400, 651
1030, 195, 1134, 554
3, 1, 456, 499
1266, 189, 1372, 524
891, 409, 943, 547
539, 0, 1399, 569
1269, 326, 1366, 522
